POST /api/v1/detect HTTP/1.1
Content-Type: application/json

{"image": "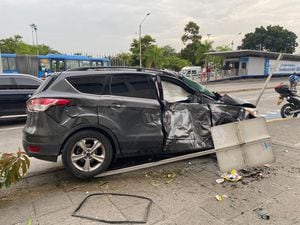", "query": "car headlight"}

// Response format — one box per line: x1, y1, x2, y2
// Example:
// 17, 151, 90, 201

244, 107, 258, 118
